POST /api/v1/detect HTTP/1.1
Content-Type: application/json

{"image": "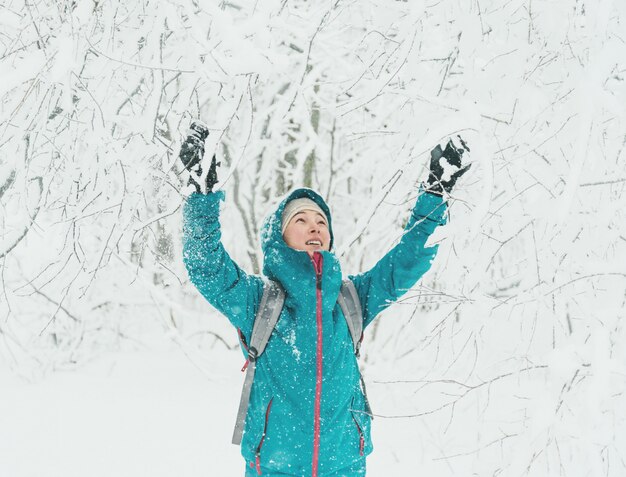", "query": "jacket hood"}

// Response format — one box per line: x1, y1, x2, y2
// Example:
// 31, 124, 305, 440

260, 188, 334, 255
